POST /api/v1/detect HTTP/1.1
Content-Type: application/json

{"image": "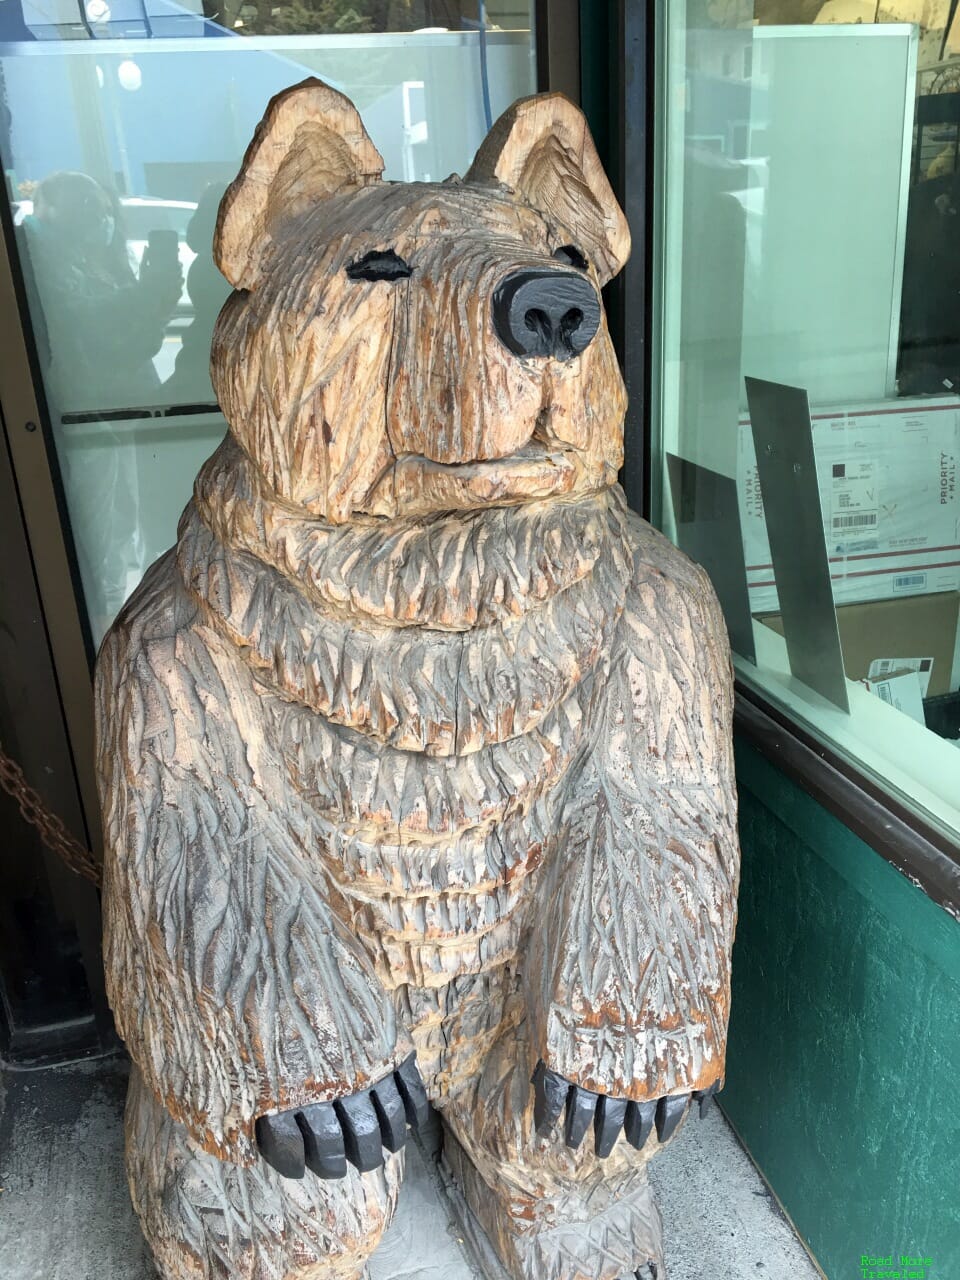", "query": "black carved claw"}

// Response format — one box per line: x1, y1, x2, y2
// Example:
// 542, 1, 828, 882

394, 1051, 431, 1130
531, 1060, 722, 1157
256, 1052, 429, 1180
531, 1058, 568, 1133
